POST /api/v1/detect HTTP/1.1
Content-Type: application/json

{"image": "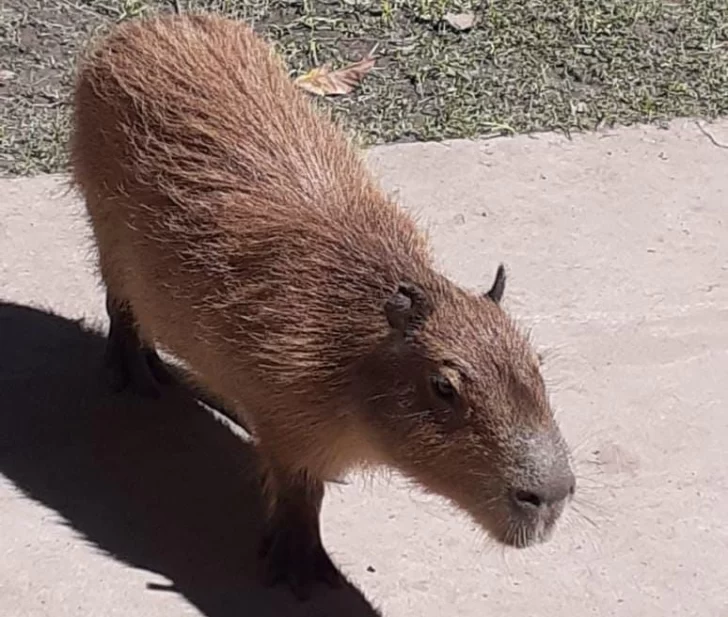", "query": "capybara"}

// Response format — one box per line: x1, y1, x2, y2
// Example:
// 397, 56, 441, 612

70, 12, 575, 599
